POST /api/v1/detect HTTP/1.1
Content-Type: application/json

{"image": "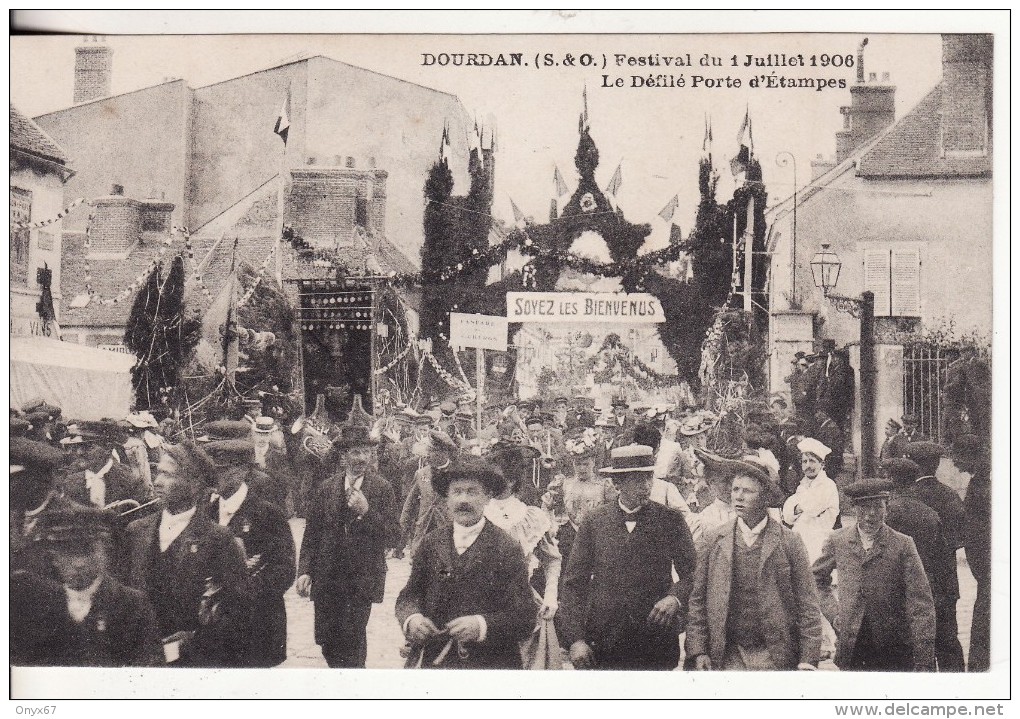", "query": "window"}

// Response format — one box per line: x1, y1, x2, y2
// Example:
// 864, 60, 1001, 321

10, 187, 32, 285
355, 197, 369, 228
862, 246, 921, 317
649, 348, 658, 364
